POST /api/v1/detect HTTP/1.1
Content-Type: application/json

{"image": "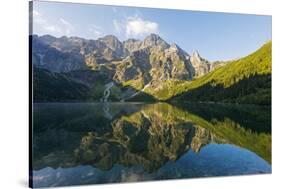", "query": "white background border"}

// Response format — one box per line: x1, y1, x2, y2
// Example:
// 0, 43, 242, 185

0, 0, 280, 188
